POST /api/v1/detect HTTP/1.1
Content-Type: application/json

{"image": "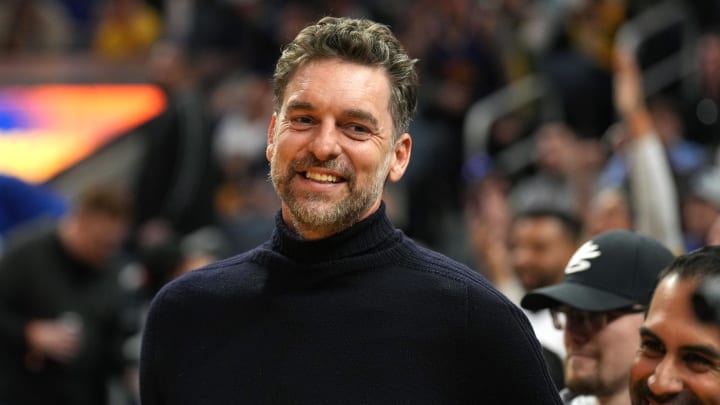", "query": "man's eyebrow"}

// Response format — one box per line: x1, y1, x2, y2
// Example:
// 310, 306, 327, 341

343, 108, 379, 129
640, 326, 665, 346
640, 327, 720, 360
639, 326, 661, 341
286, 100, 314, 112
682, 344, 720, 360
